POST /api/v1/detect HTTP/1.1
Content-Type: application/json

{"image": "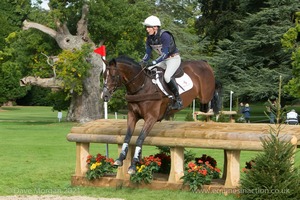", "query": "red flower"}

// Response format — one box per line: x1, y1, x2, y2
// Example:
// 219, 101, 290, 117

188, 162, 196, 169
199, 168, 207, 176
